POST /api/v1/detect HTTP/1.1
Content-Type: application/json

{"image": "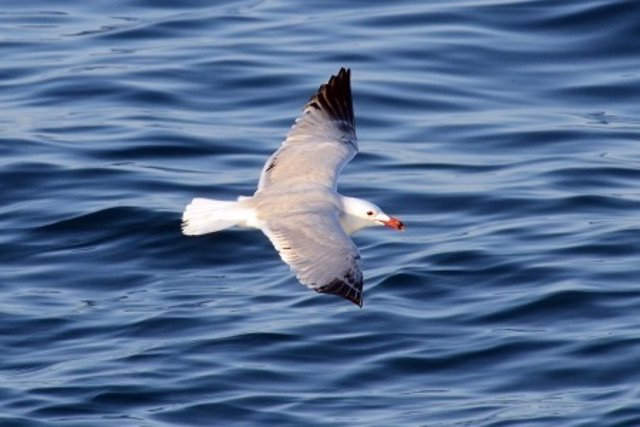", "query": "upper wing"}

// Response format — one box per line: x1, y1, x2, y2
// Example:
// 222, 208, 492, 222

261, 211, 364, 307
257, 68, 358, 192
